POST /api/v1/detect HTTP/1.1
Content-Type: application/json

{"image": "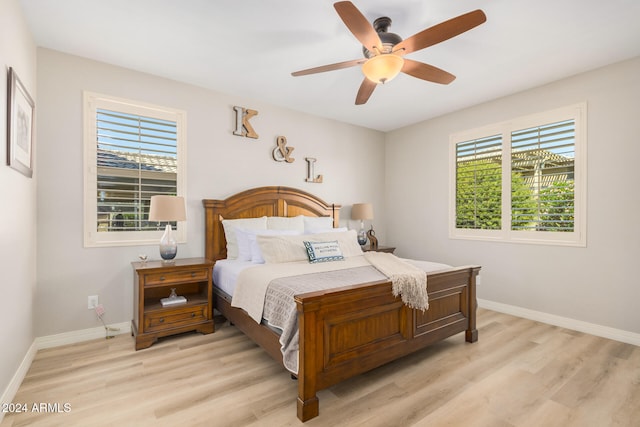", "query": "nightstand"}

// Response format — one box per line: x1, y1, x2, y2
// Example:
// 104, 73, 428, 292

362, 245, 396, 253
131, 257, 214, 350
